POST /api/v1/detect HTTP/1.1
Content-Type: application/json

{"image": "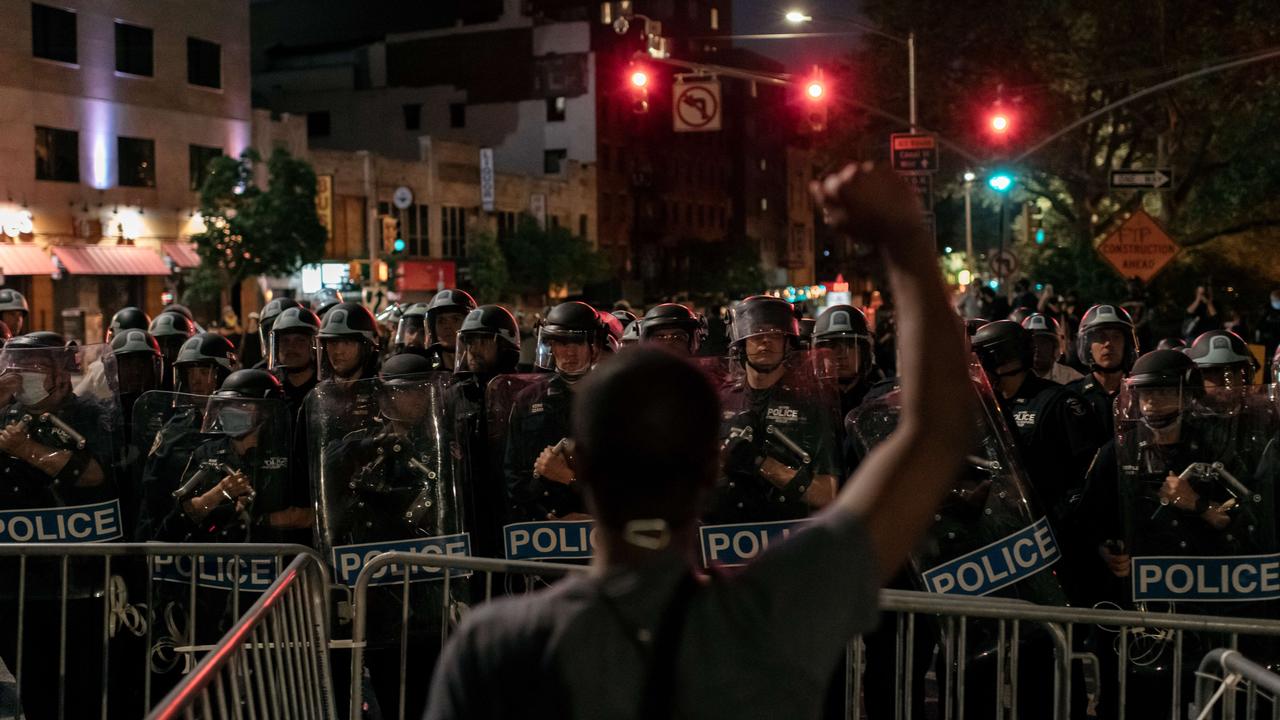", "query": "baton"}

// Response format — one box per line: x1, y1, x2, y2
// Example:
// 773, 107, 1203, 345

39, 413, 86, 450
765, 425, 811, 466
